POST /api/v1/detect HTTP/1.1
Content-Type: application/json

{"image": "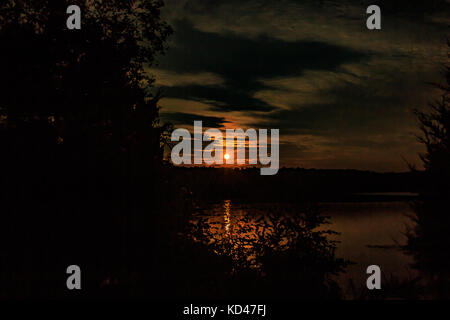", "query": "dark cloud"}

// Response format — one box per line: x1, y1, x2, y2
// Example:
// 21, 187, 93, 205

369, 0, 448, 15
161, 84, 274, 112
161, 111, 229, 128
168, 0, 449, 17
279, 141, 310, 160
246, 77, 415, 137
157, 0, 448, 170
158, 19, 370, 112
